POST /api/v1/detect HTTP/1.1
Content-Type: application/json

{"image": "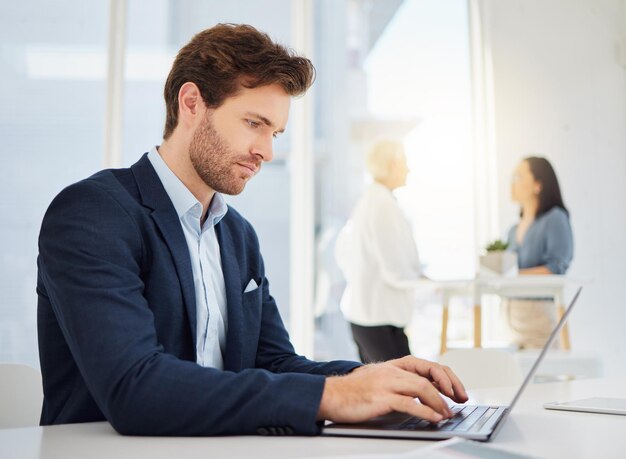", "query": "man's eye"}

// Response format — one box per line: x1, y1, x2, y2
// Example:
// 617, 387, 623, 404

246, 119, 260, 128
